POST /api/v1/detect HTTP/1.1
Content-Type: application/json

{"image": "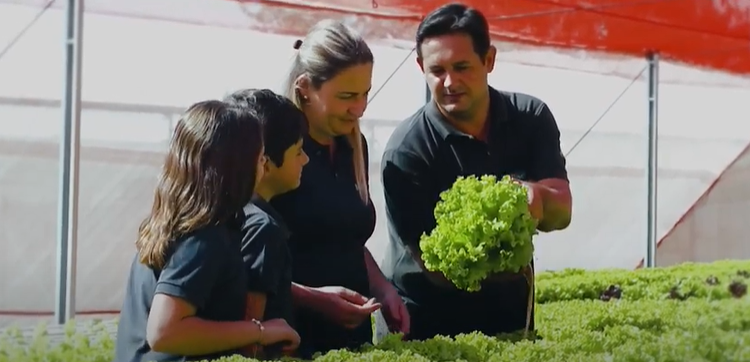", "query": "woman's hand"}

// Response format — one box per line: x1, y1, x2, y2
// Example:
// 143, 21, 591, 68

313, 286, 382, 329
